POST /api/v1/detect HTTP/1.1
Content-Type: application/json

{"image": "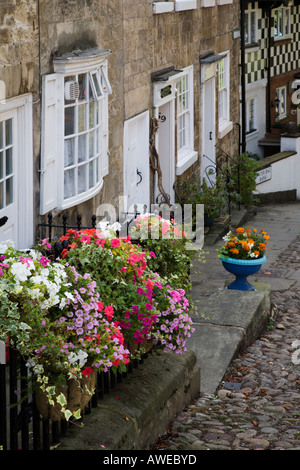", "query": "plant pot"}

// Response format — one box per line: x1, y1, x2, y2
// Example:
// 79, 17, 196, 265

220, 255, 266, 291
35, 371, 96, 421
128, 339, 153, 357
